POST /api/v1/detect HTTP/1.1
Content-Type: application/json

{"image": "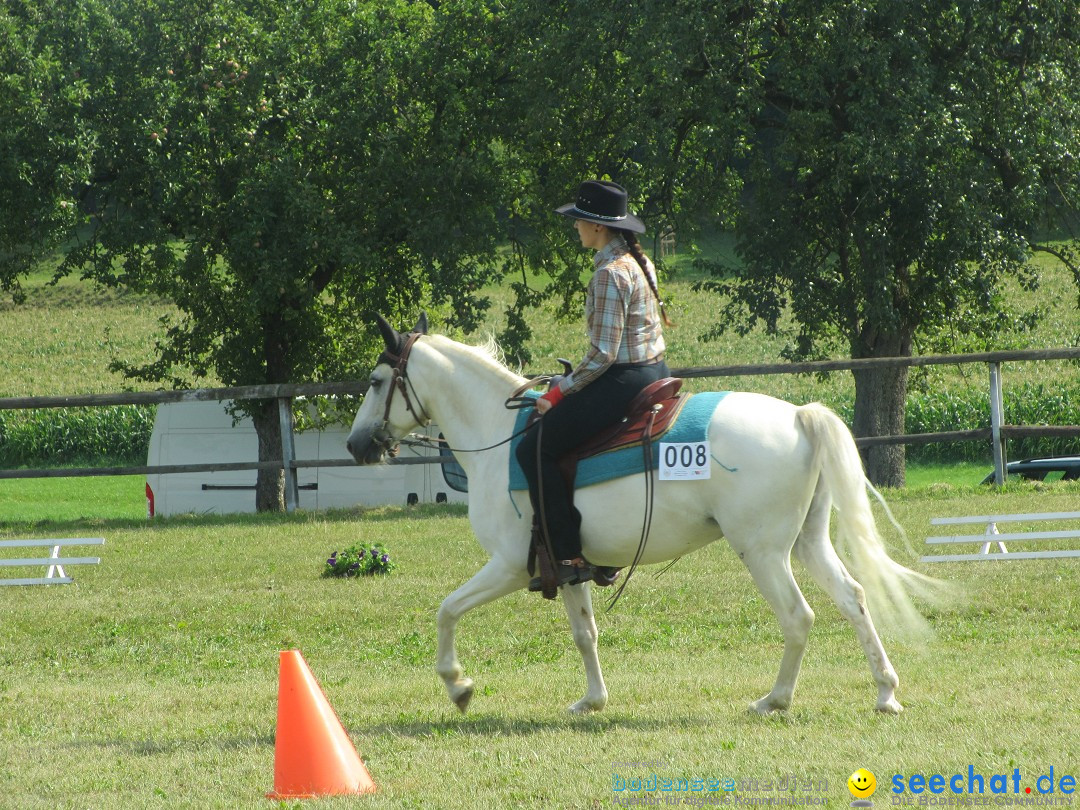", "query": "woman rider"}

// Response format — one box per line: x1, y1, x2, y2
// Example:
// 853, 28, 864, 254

516, 180, 671, 591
